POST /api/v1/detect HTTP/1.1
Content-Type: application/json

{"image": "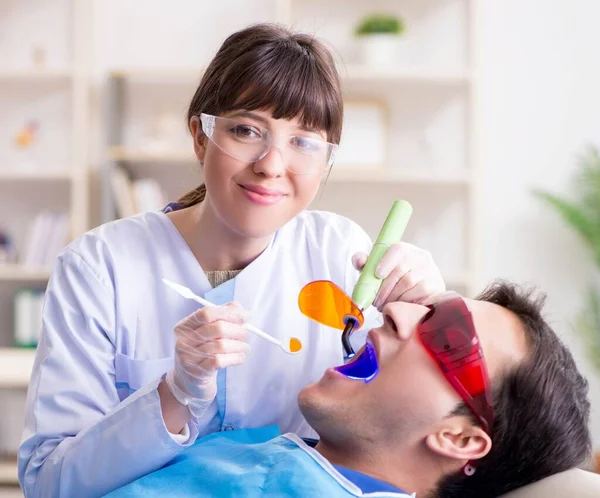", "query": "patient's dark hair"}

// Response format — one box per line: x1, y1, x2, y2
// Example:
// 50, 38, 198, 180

435, 280, 592, 498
